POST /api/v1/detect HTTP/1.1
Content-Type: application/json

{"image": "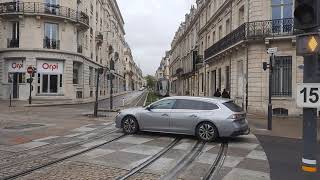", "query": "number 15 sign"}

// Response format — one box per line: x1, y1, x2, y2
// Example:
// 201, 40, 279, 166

297, 83, 320, 108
